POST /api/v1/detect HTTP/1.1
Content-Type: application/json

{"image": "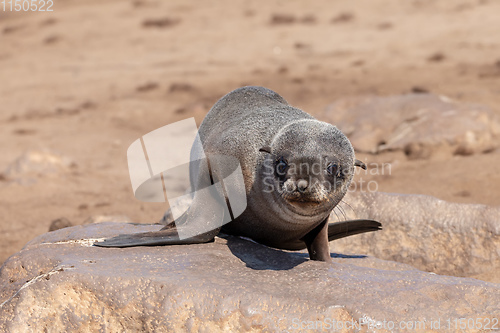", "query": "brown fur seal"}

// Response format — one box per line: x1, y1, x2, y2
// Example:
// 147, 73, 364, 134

95, 86, 381, 262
